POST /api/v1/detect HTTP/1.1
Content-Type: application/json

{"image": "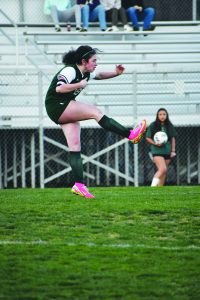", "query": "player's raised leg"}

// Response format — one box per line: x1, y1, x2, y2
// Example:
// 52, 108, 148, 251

59, 100, 146, 144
